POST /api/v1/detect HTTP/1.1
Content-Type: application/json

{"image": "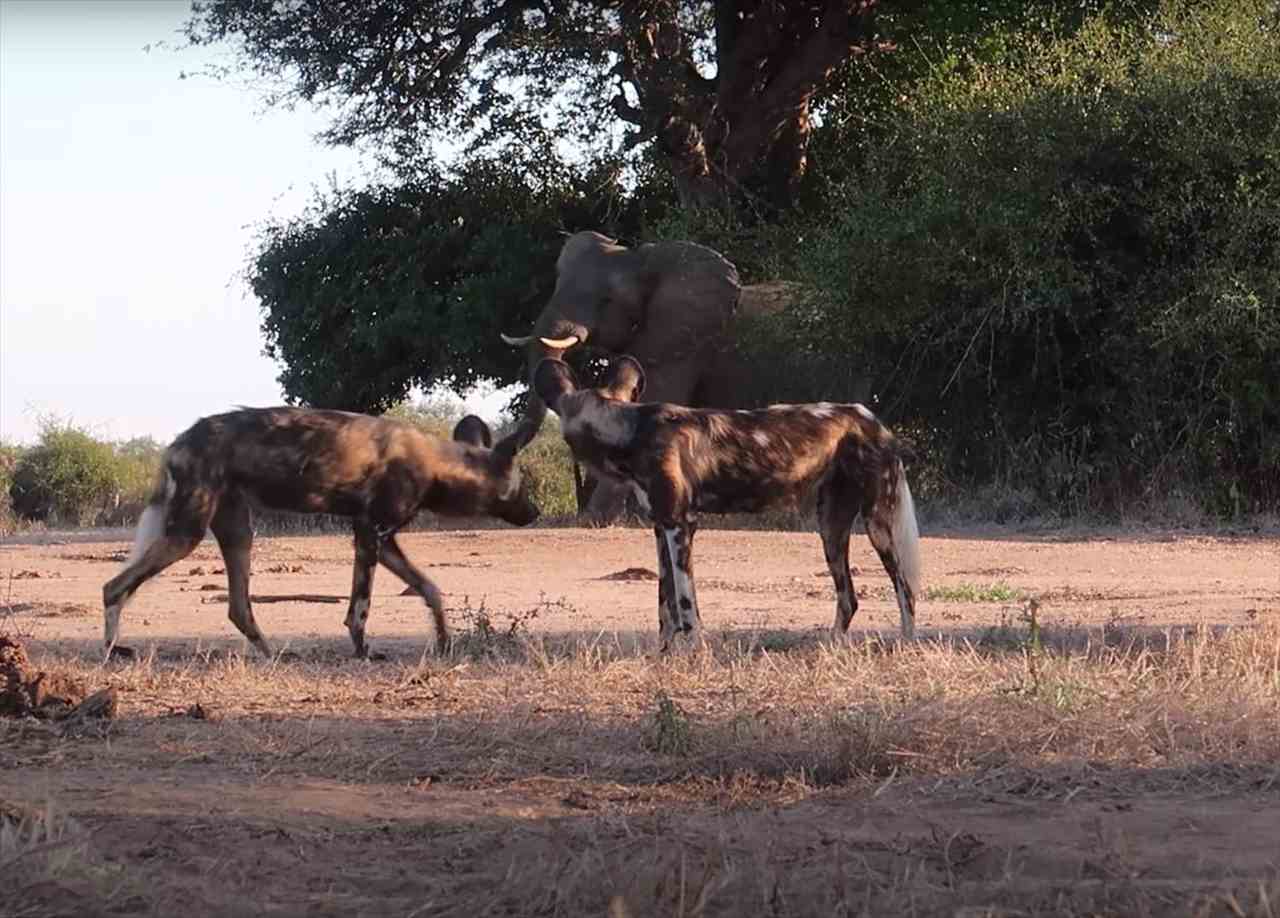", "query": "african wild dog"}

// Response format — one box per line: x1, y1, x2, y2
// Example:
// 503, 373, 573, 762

101, 408, 538, 661
533, 355, 922, 648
